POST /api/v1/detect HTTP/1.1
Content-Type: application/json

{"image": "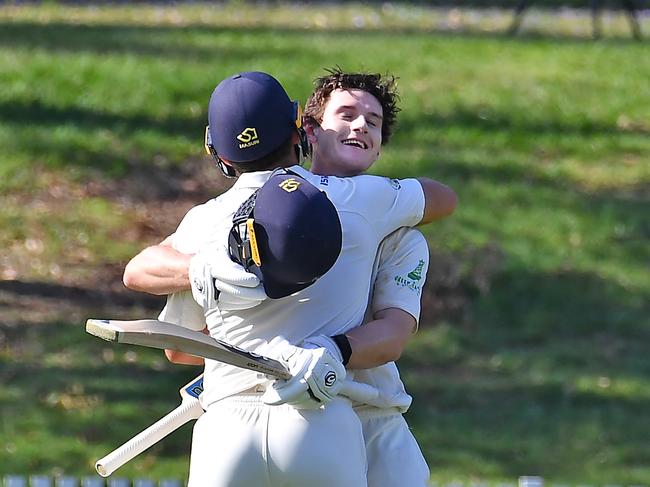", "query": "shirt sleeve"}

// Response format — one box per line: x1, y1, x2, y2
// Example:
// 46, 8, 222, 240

171, 203, 212, 253
370, 227, 430, 328
349, 175, 425, 239
157, 202, 211, 331
158, 292, 207, 331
